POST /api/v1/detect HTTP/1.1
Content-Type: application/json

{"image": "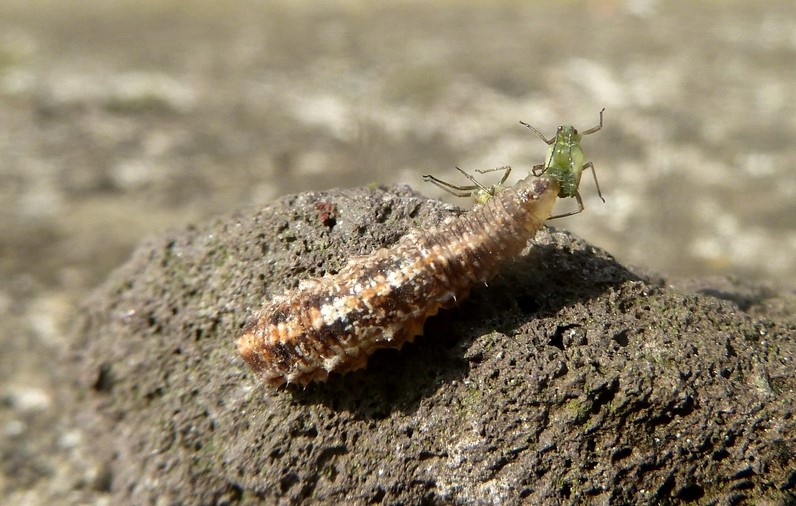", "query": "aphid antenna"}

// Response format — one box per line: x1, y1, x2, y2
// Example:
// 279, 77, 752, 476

520, 107, 606, 141
580, 107, 606, 136
519, 121, 555, 145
